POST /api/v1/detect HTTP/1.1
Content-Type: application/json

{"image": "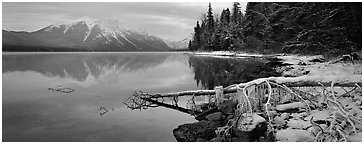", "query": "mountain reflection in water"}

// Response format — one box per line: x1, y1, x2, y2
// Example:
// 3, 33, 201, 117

2, 52, 281, 142
3, 53, 172, 82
